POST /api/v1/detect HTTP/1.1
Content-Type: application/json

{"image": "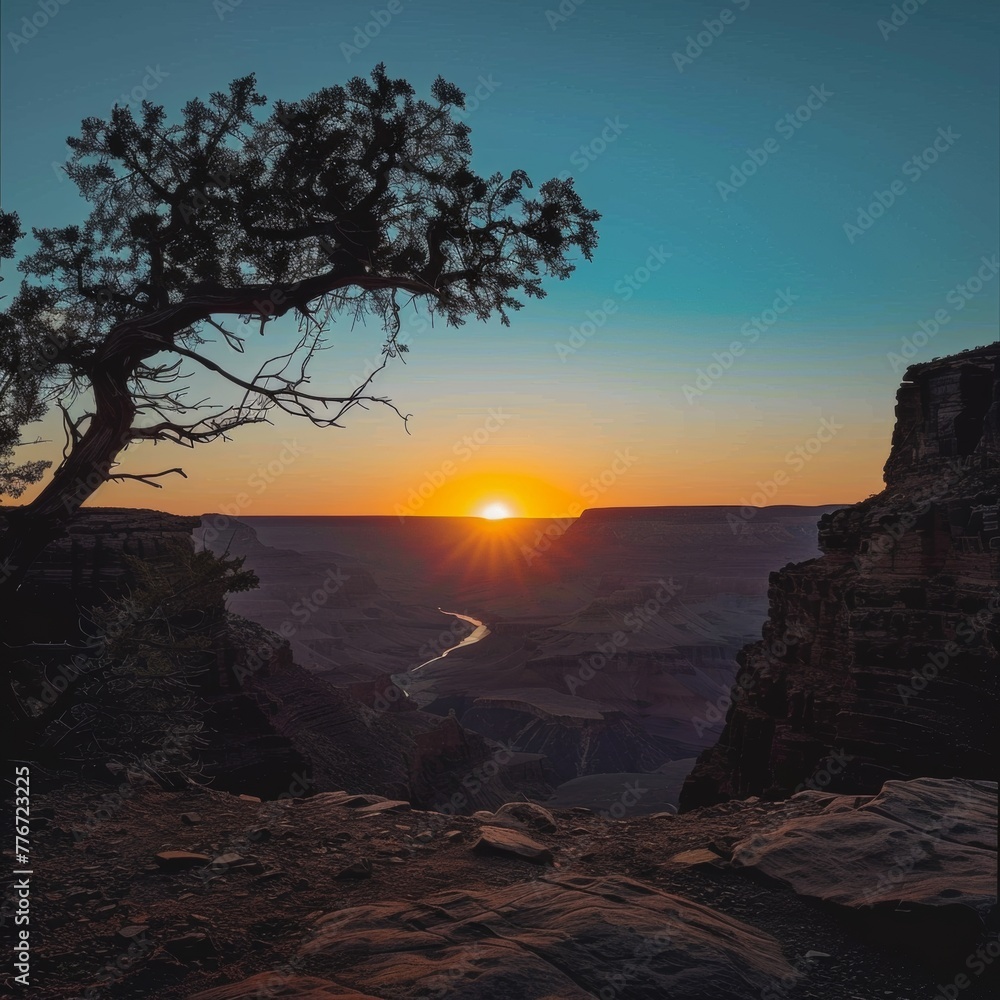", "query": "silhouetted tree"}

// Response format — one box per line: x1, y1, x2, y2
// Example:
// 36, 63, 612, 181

0, 212, 51, 502
0, 65, 600, 603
